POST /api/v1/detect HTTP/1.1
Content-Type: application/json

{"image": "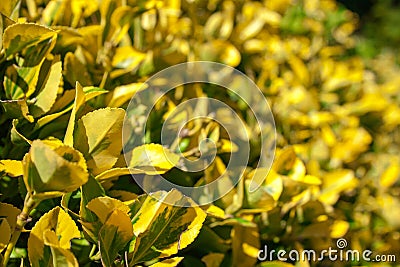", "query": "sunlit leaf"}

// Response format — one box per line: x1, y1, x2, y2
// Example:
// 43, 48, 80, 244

98, 209, 133, 266
64, 82, 85, 146
330, 220, 349, 238
28, 206, 80, 267
0, 0, 20, 20
130, 189, 206, 264
3, 23, 57, 63
30, 56, 62, 117
0, 159, 23, 177
23, 140, 89, 200
129, 144, 180, 175
231, 223, 260, 267
107, 83, 147, 108
150, 257, 184, 267
74, 108, 125, 175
